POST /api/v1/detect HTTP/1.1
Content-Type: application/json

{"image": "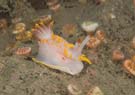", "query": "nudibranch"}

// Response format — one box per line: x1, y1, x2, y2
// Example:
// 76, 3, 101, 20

32, 15, 91, 75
